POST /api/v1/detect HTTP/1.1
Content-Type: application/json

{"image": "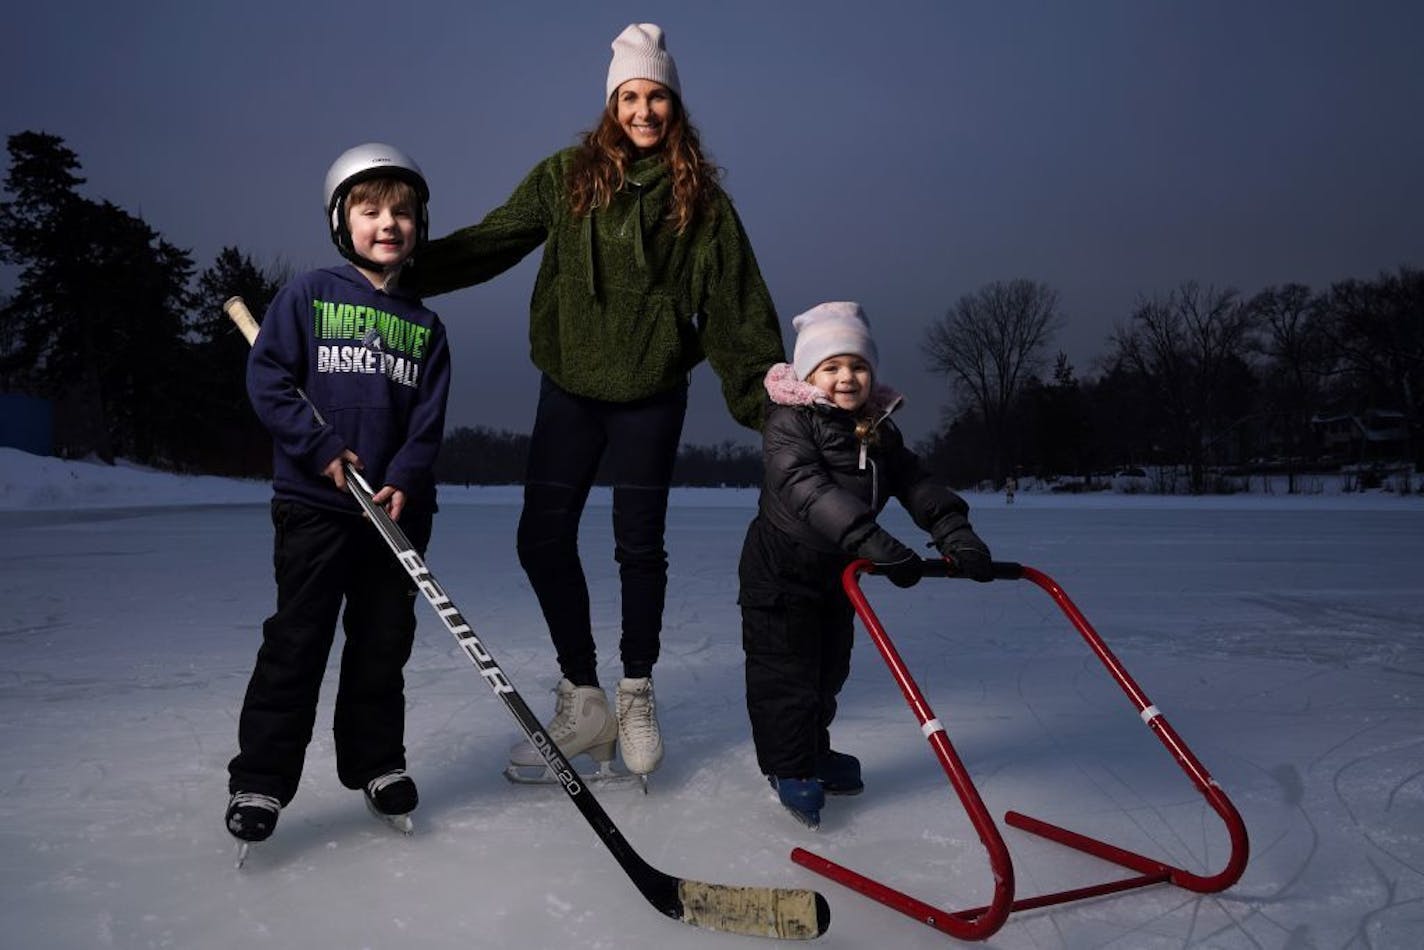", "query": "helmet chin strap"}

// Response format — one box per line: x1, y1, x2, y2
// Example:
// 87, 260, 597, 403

336, 239, 395, 275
